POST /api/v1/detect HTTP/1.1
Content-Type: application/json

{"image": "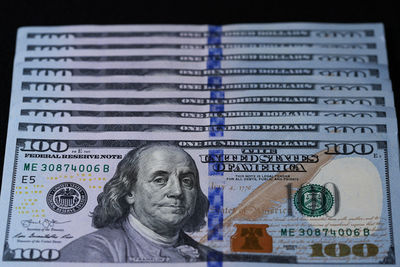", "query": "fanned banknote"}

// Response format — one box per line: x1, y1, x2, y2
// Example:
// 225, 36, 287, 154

14, 48, 388, 66
16, 23, 386, 44
13, 116, 397, 136
22, 41, 387, 52
13, 90, 396, 107
15, 76, 393, 92
14, 62, 390, 80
